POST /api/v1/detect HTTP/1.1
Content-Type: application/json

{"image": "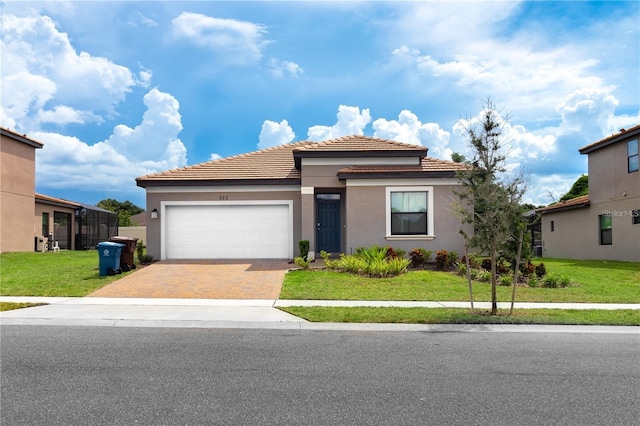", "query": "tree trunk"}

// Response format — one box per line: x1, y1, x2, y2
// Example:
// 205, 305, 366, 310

490, 250, 498, 315
465, 247, 474, 314
510, 227, 525, 316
